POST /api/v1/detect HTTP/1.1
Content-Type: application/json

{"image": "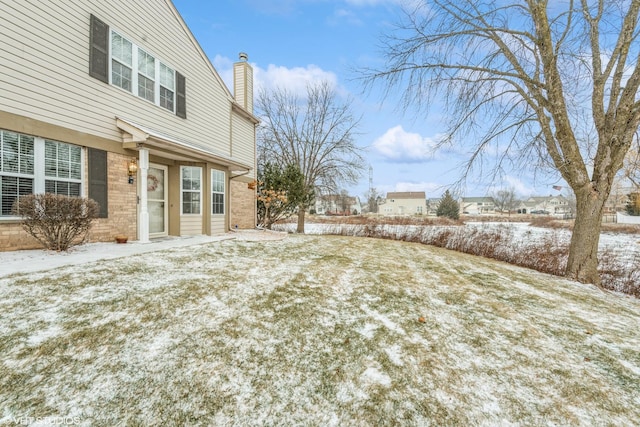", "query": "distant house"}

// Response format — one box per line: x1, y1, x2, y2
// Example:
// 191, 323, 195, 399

378, 192, 426, 215
314, 194, 361, 215
517, 196, 571, 215
460, 197, 495, 215
606, 185, 635, 213
426, 198, 442, 215
0, 0, 258, 251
